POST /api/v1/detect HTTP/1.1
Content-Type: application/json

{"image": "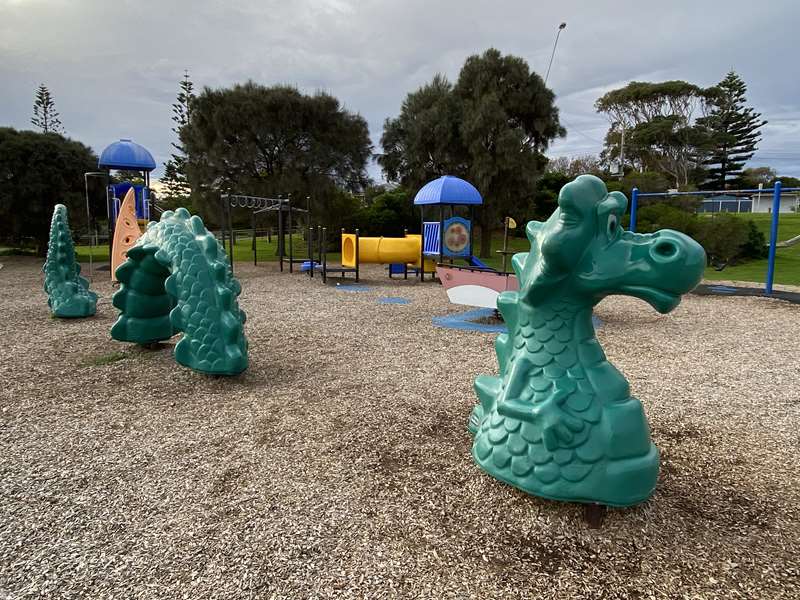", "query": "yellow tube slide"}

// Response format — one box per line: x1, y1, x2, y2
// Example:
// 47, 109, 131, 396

341, 234, 435, 270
